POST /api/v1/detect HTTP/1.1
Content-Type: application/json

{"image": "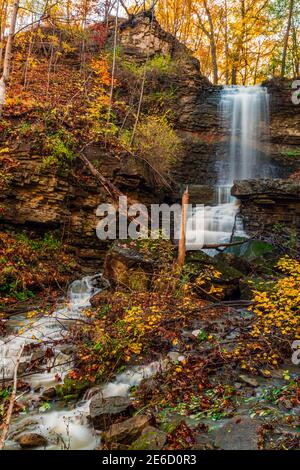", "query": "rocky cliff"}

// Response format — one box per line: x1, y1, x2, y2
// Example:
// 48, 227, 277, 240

264, 78, 300, 175
118, 11, 221, 186
232, 178, 300, 236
